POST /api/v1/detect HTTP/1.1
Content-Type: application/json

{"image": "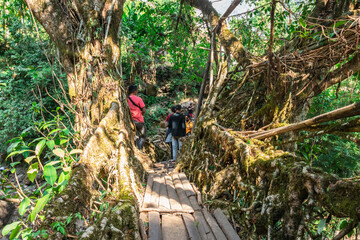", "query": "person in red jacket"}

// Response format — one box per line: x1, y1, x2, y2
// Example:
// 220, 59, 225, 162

127, 85, 146, 151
